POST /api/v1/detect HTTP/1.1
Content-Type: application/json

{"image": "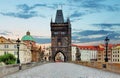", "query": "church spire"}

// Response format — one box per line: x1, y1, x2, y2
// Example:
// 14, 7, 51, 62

55, 9, 64, 23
